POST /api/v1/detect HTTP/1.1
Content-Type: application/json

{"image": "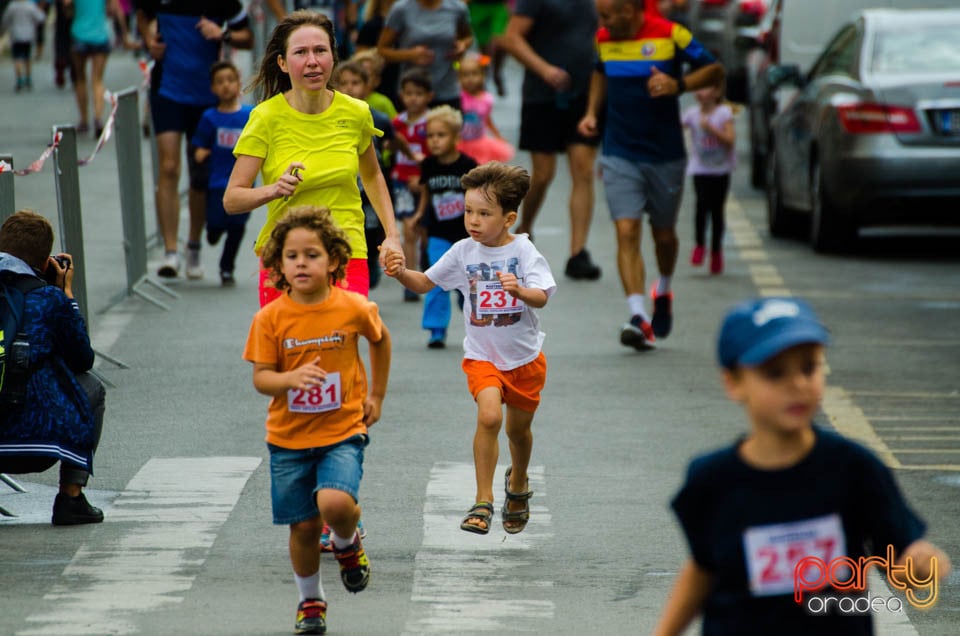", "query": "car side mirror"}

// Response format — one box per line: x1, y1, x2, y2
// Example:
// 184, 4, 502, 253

765, 64, 803, 89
